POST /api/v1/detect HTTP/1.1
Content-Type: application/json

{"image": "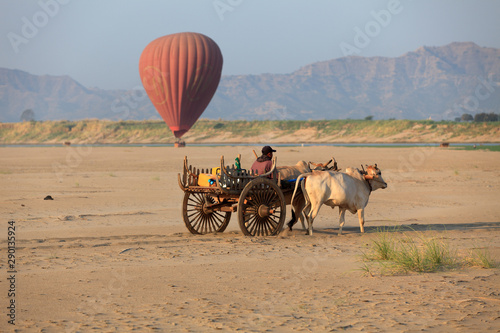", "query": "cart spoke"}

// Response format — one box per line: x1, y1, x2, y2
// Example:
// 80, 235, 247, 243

191, 213, 203, 230
212, 211, 225, 226
255, 188, 266, 203
265, 221, 274, 236
190, 193, 203, 204
207, 215, 215, 232
263, 188, 274, 205
186, 211, 200, 221
208, 215, 220, 231
213, 211, 224, 219
268, 215, 279, 227
268, 198, 281, 208
247, 215, 259, 234
257, 218, 265, 236
186, 199, 201, 207
197, 215, 205, 233
263, 219, 271, 236
254, 218, 262, 236
267, 214, 278, 226
203, 215, 212, 234
260, 218, 268, 236
203, 216, 211, 233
